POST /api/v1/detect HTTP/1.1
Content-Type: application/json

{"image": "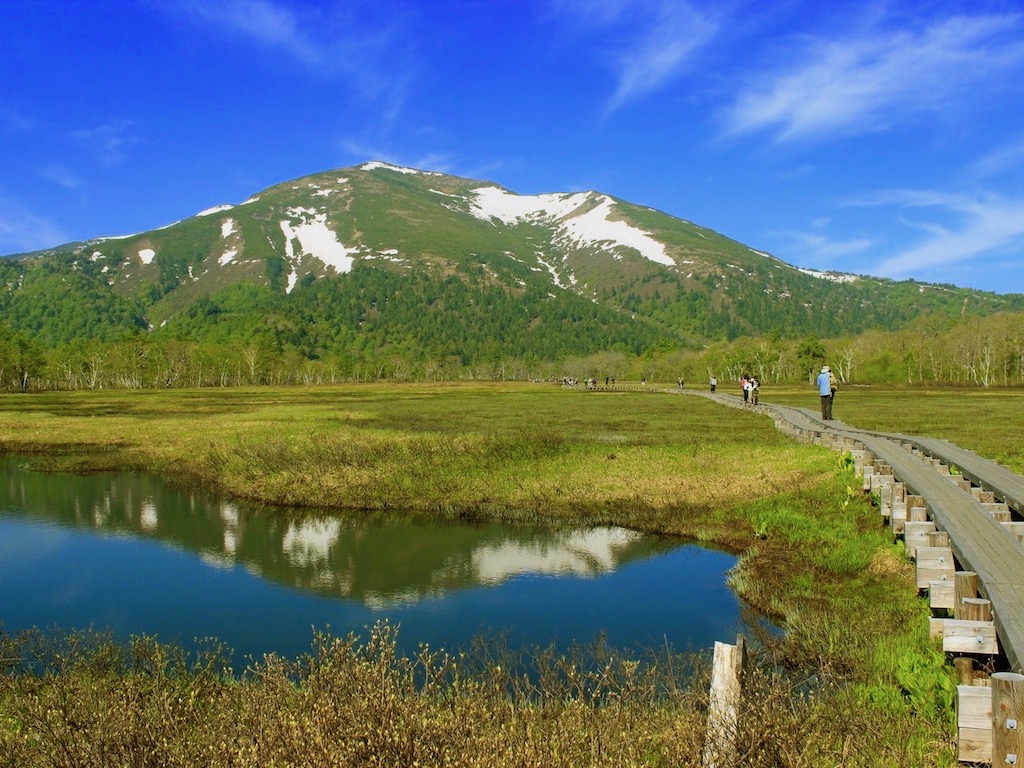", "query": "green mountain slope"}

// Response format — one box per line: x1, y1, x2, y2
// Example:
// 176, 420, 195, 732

3, 162, 1022, 361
